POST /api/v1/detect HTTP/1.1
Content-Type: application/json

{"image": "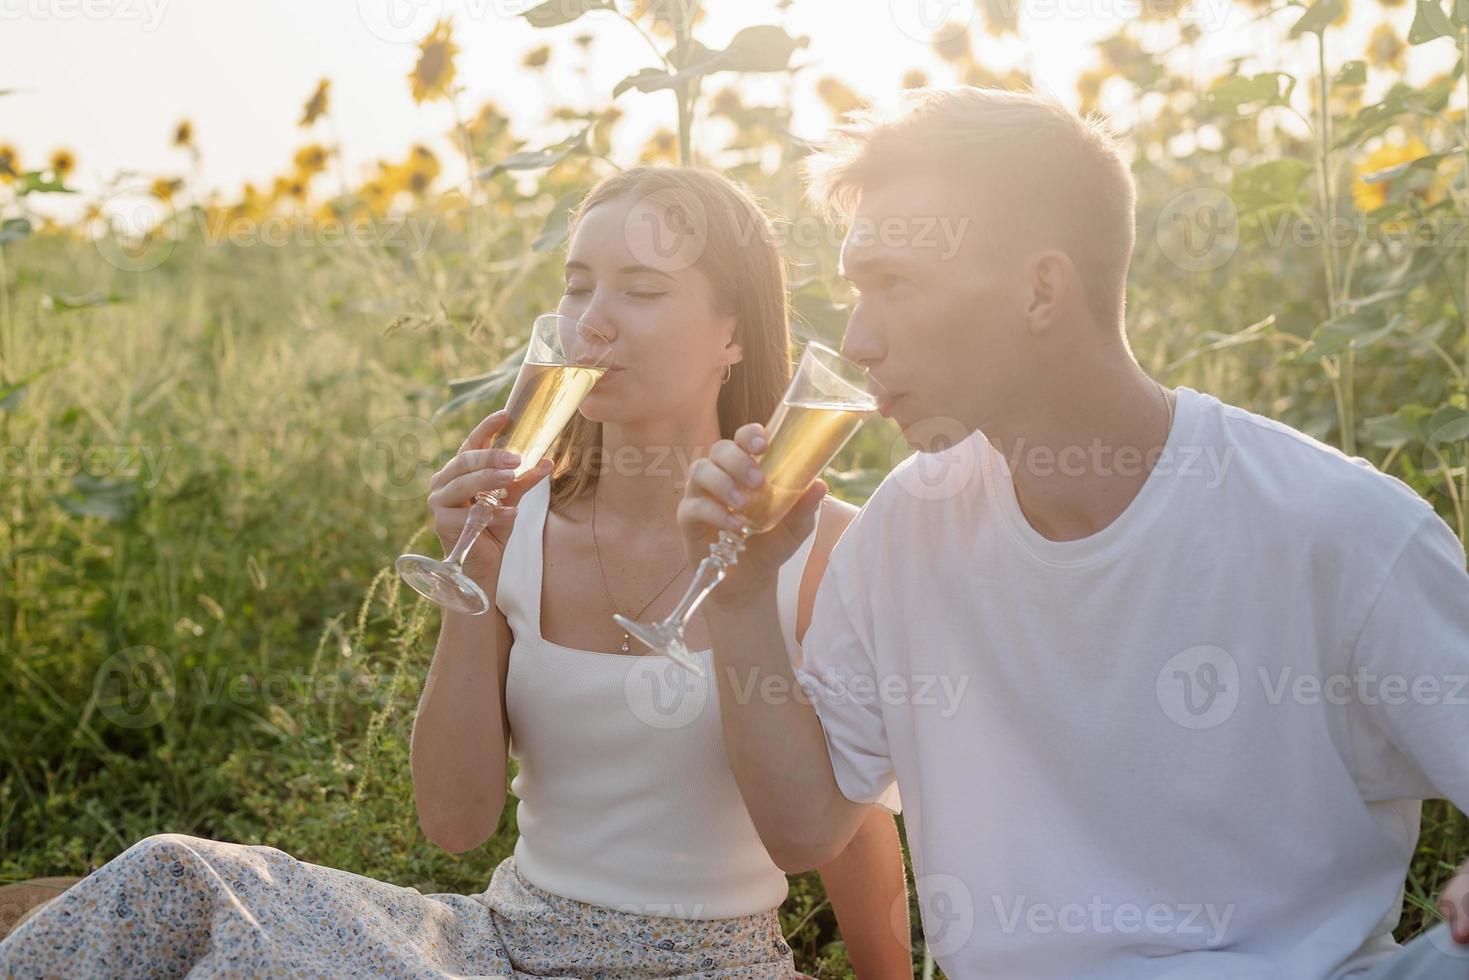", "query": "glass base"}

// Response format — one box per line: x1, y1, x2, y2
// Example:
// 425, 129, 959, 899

395, 553, 490, 615
613, 614, 705, 677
